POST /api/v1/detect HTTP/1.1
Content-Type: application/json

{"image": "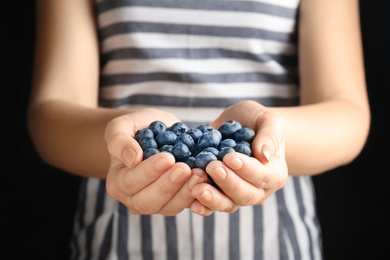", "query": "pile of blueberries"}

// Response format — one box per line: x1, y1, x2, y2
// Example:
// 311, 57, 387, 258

135, 120, 255, 171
